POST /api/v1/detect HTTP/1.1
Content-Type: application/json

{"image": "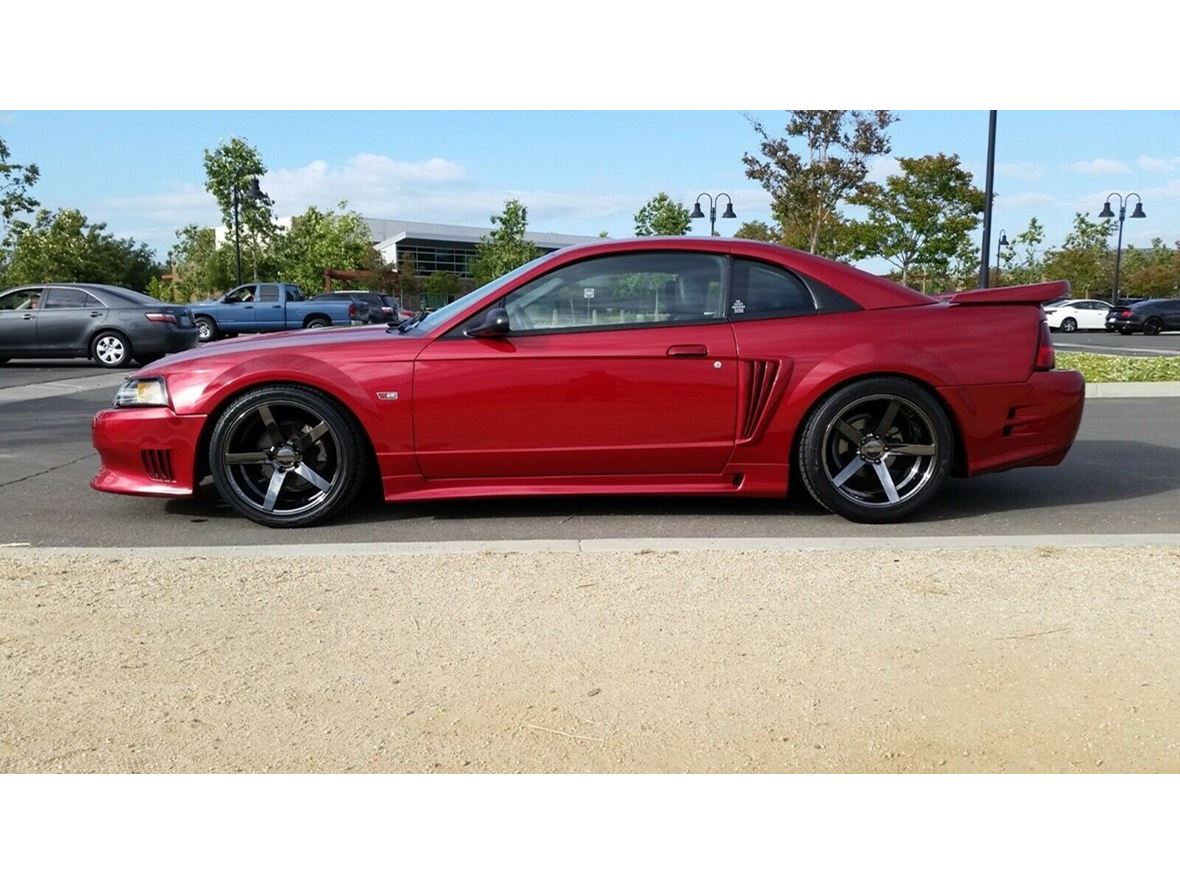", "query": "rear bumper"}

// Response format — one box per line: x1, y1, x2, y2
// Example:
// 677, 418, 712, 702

1107, 317, 1142, 331
90, 406, 205, 497
939, 370, 1085, 477
135, 325, 200, 354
